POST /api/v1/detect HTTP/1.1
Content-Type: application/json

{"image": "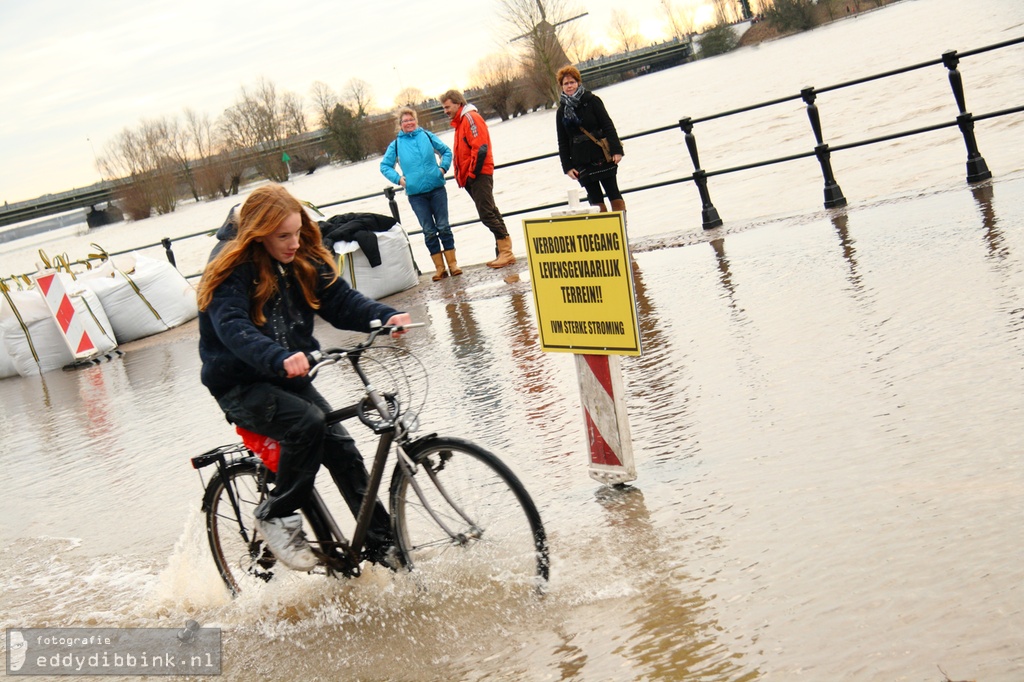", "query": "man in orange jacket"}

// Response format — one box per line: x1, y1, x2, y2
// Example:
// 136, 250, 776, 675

441, 89, 515, 269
